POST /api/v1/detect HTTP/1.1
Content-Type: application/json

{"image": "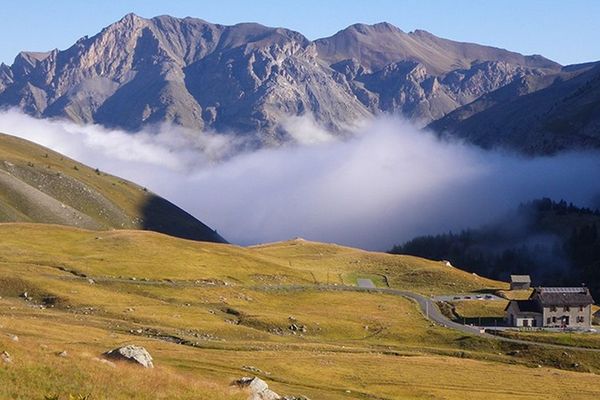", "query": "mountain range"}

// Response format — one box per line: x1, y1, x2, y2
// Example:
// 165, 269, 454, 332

1, 13, 598, 152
